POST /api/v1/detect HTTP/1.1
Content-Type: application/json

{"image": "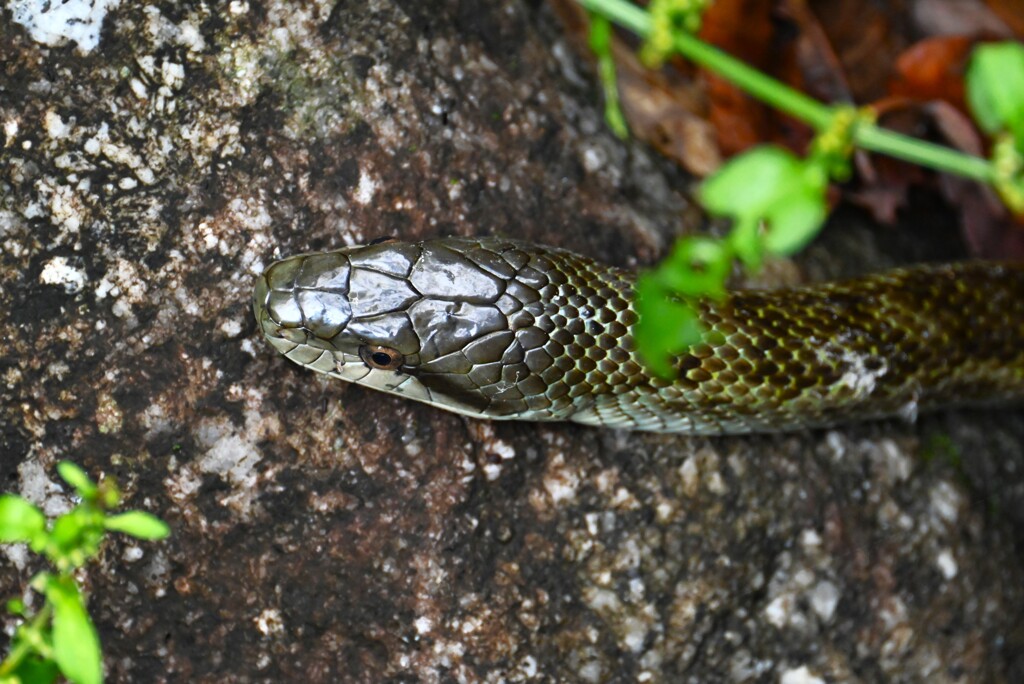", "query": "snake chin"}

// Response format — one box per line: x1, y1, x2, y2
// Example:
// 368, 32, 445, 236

324, 352, 496, 419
